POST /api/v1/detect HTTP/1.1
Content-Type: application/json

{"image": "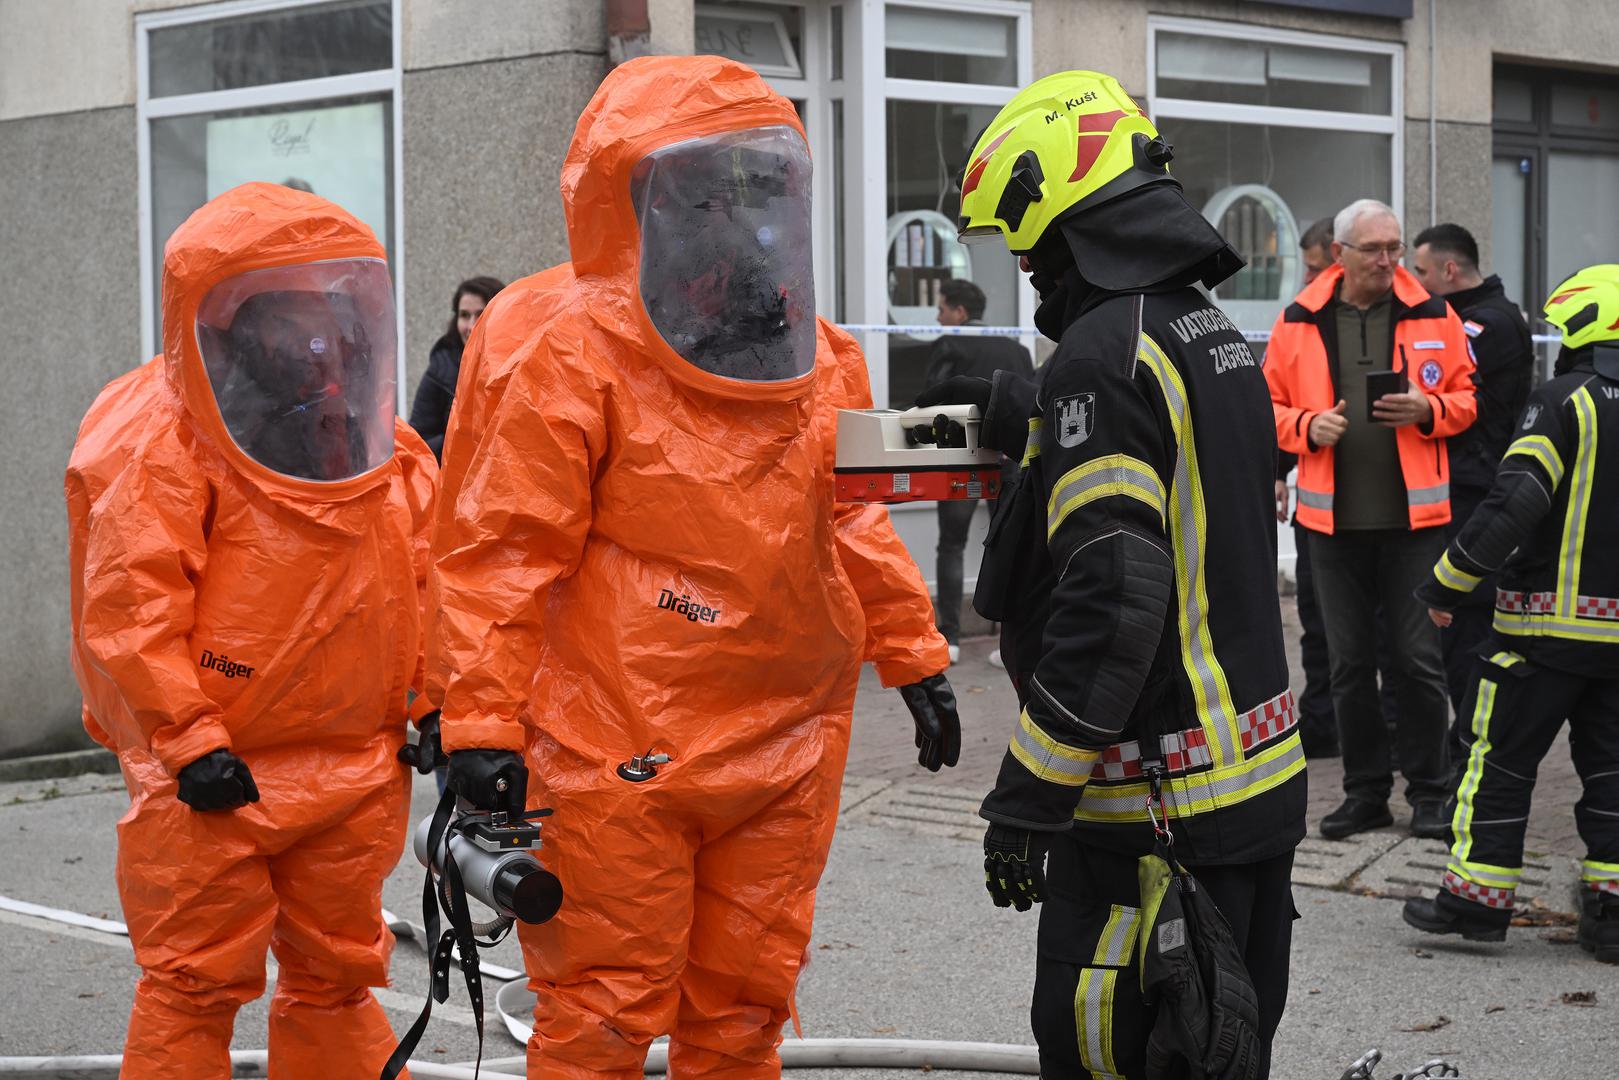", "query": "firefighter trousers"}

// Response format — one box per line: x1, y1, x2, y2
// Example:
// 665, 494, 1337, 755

1030, 834, 1295, 1080
1444, 649, 1619, 909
